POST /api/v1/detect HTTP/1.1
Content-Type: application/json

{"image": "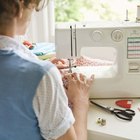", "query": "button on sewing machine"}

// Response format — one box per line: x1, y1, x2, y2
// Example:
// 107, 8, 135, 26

111, 29, 123, 42
129, 62, 140, 72
91, 30, 103, 41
